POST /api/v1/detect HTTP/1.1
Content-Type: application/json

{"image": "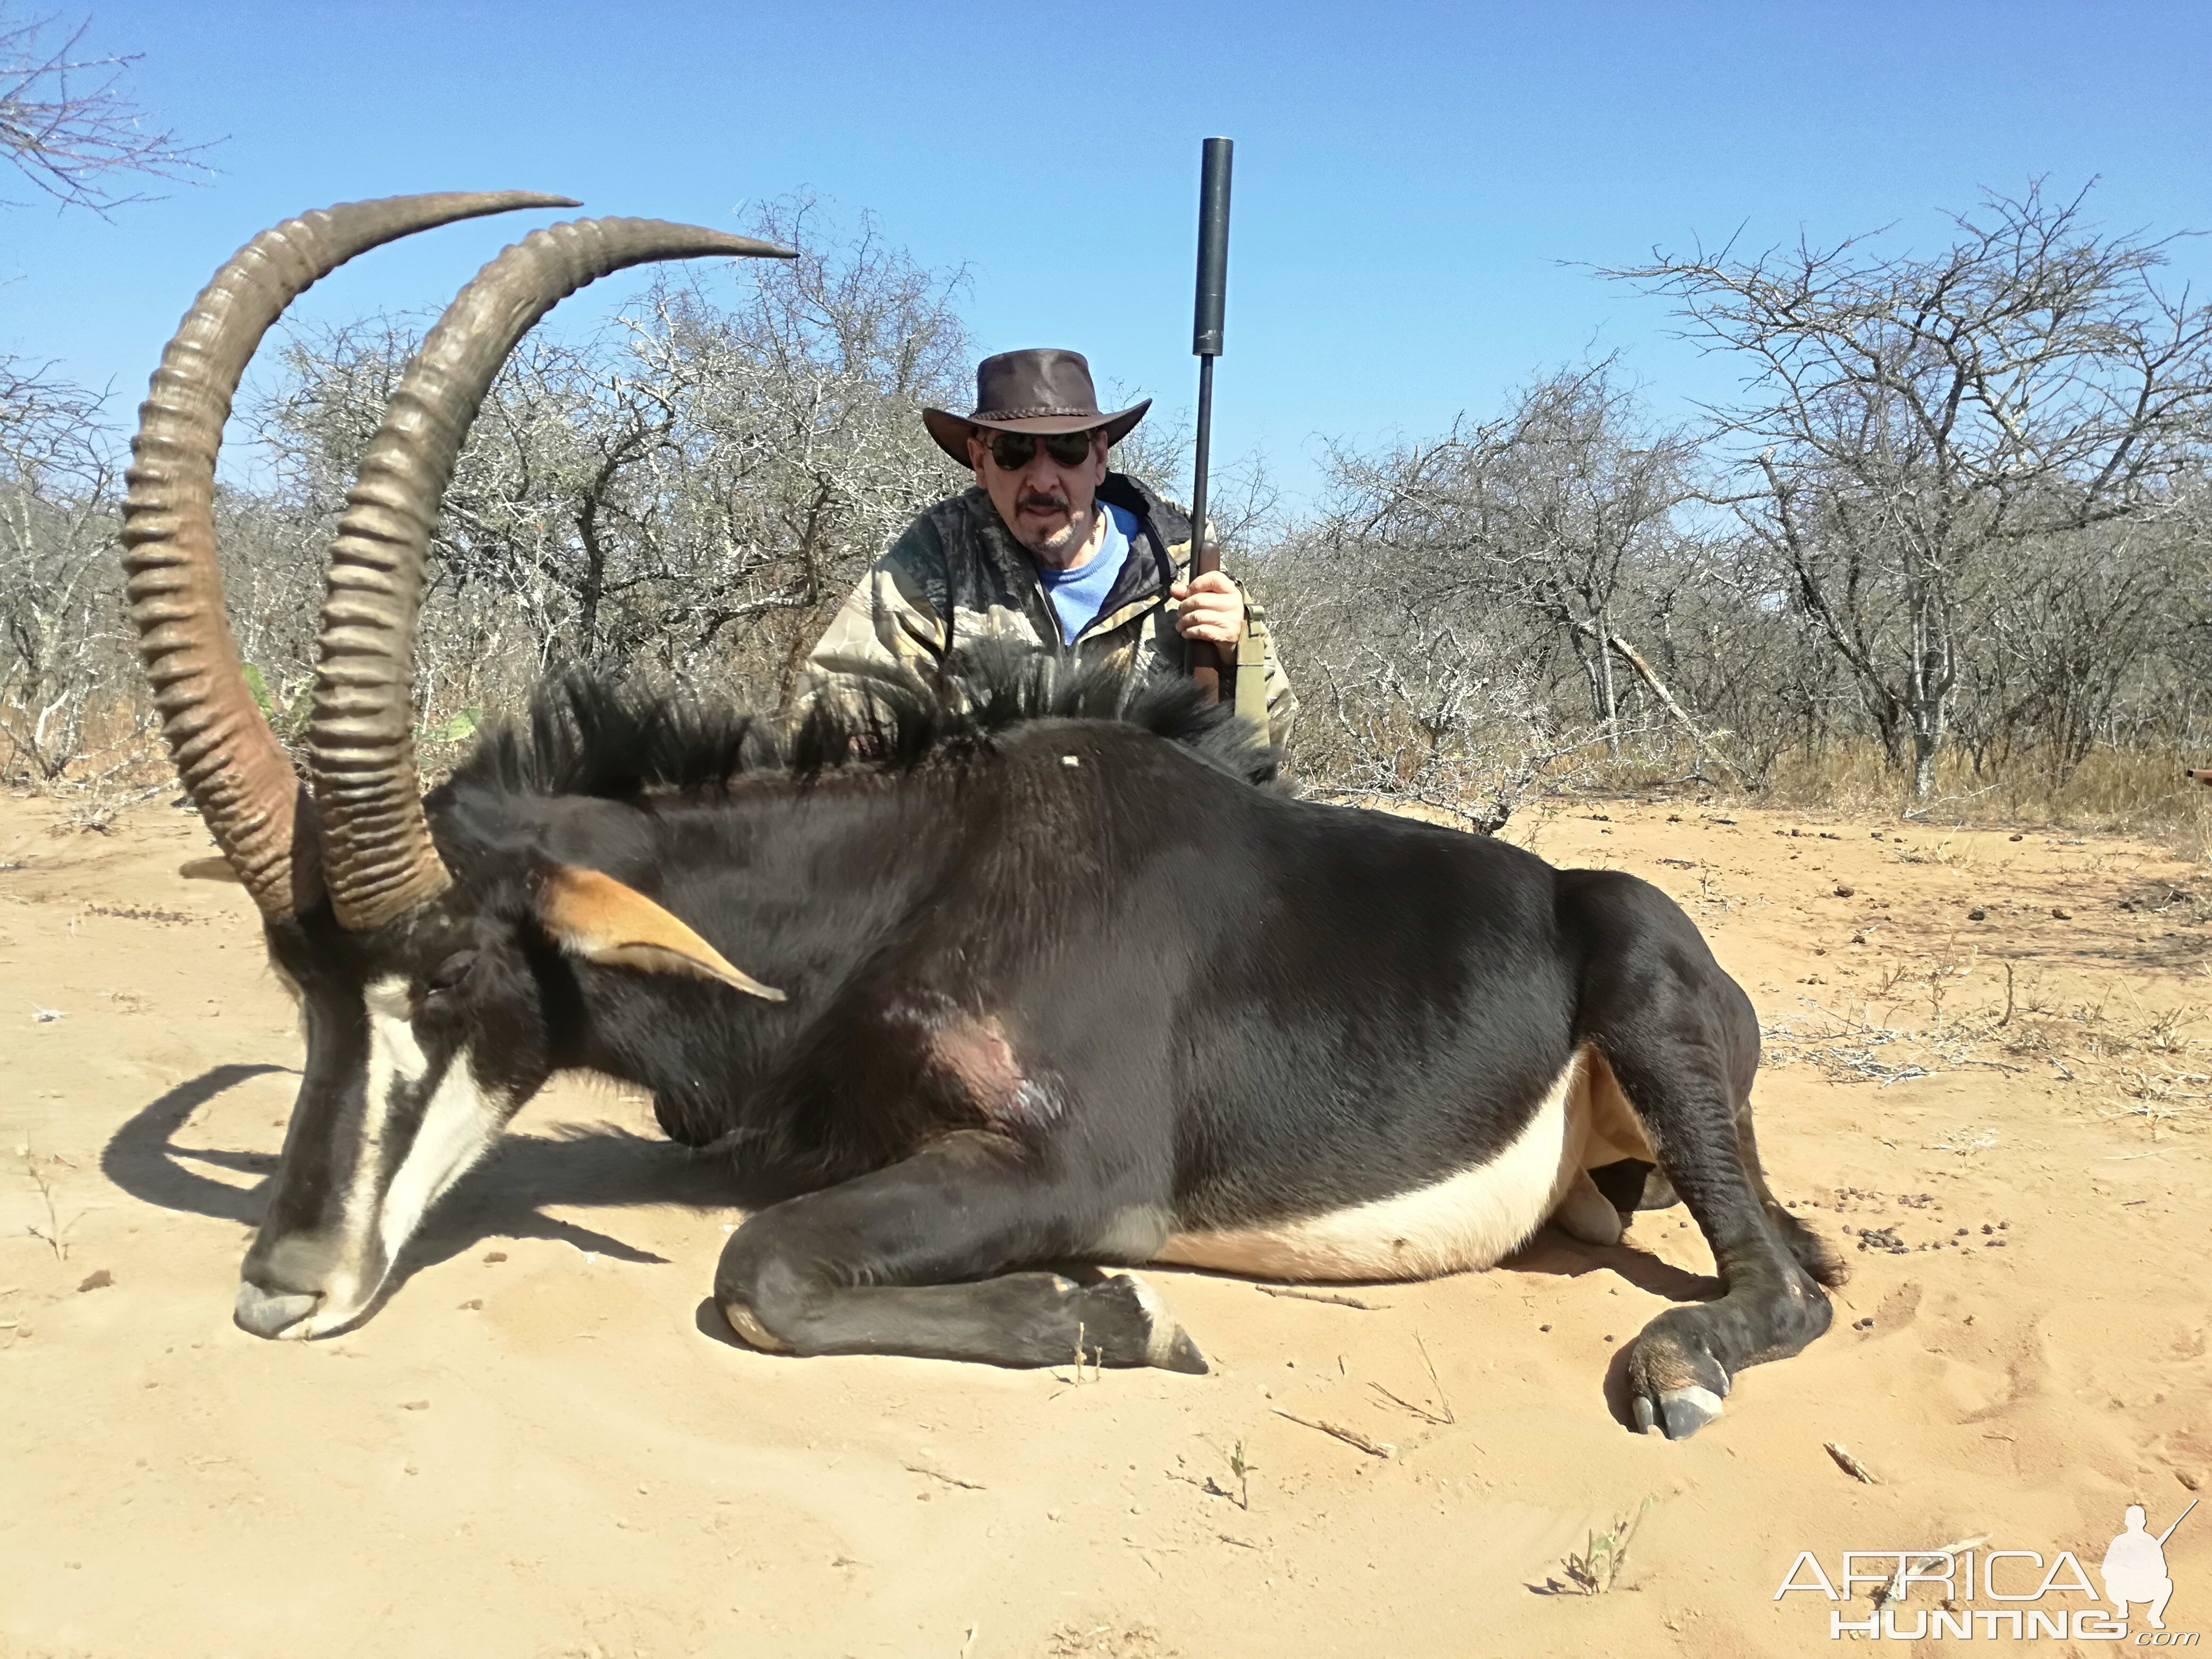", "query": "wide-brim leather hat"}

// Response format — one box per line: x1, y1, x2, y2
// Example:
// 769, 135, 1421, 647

923, 348, 1150, 465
